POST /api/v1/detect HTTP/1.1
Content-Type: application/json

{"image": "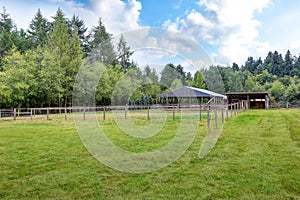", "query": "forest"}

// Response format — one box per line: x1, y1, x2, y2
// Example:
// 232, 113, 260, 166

0, 7, 300, 108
